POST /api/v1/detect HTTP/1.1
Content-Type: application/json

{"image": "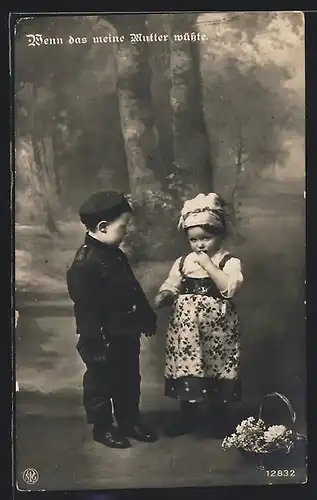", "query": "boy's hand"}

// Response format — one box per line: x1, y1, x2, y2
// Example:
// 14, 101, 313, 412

78, 339, 109, 366
154, 291, 174, 309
